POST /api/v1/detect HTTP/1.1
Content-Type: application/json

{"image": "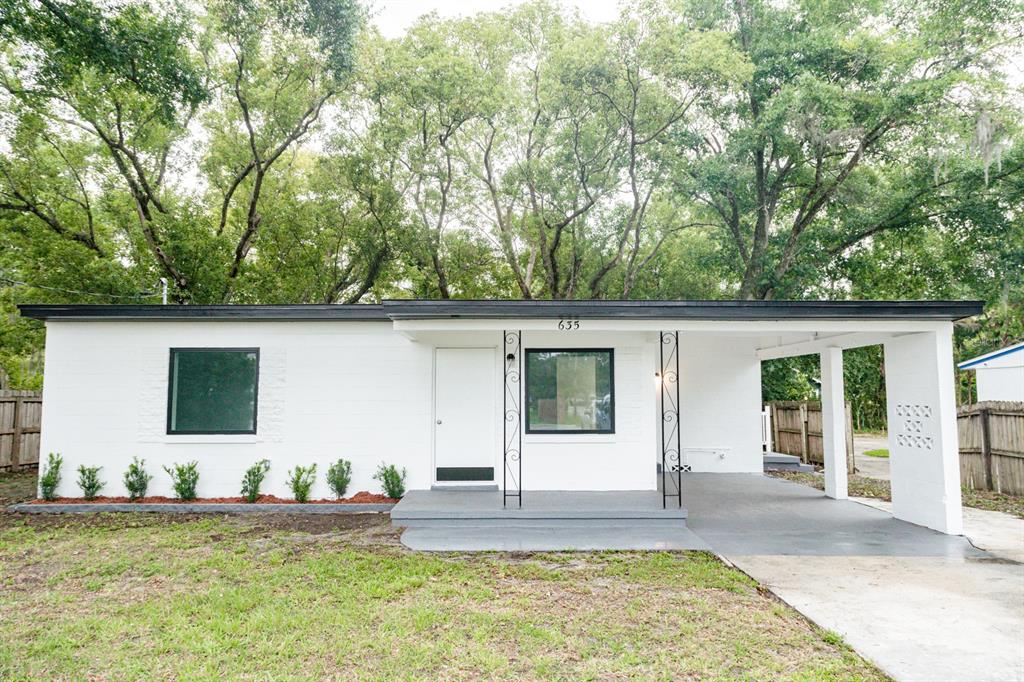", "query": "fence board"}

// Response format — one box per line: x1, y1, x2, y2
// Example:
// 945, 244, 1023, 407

958, 401, 1024, 495
0, 390, 42, 470
768, 401, 854, 473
